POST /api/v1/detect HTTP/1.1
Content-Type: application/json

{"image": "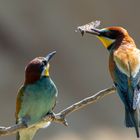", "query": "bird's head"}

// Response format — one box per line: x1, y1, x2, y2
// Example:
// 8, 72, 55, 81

79, 24, 131, 50
92, 27, 128, 49
24, 51, 56, 85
